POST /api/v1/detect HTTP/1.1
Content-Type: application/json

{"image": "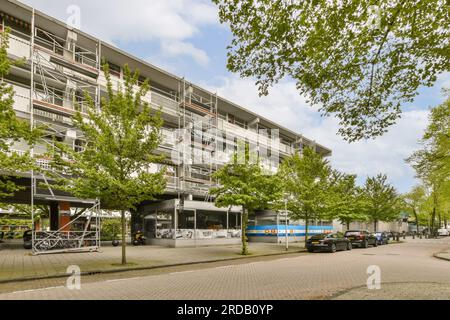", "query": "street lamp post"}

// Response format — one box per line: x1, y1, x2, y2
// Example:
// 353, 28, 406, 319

285, 197, 288, 251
